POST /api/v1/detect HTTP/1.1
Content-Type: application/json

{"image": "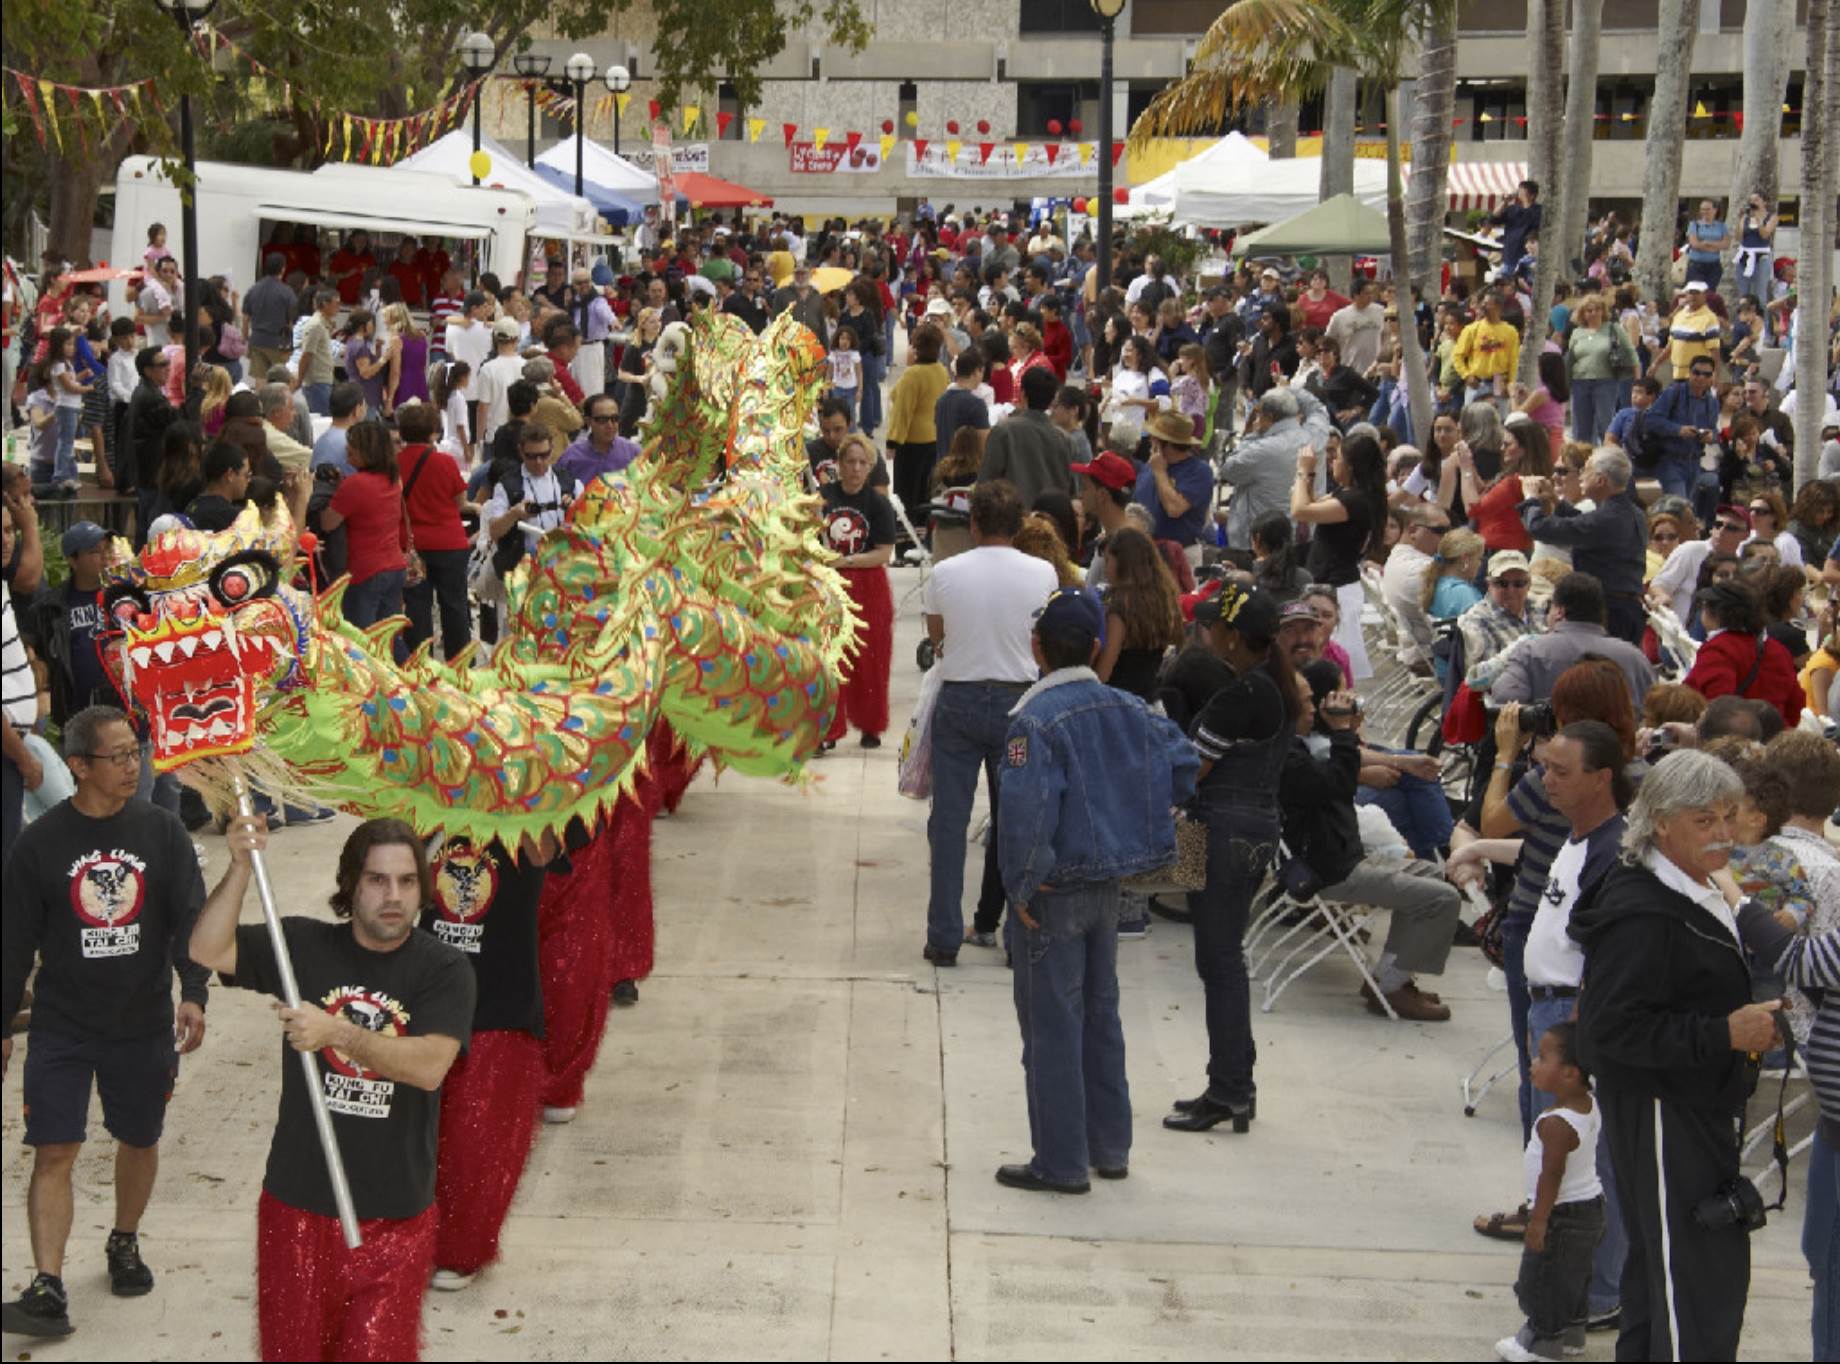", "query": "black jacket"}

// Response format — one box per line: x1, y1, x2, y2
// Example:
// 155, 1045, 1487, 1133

1570, 860, 1755, 1113
125, 379, 179, 492
1278, 731, 1363, 886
